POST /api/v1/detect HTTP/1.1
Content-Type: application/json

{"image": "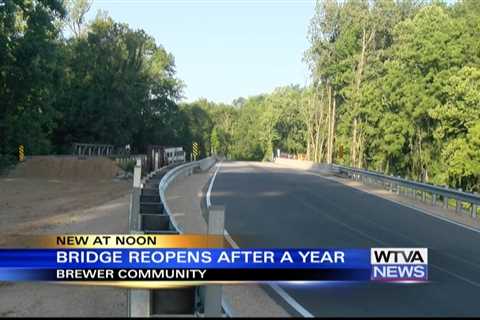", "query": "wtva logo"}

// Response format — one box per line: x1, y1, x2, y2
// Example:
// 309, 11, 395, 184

371, 248, 428, 282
